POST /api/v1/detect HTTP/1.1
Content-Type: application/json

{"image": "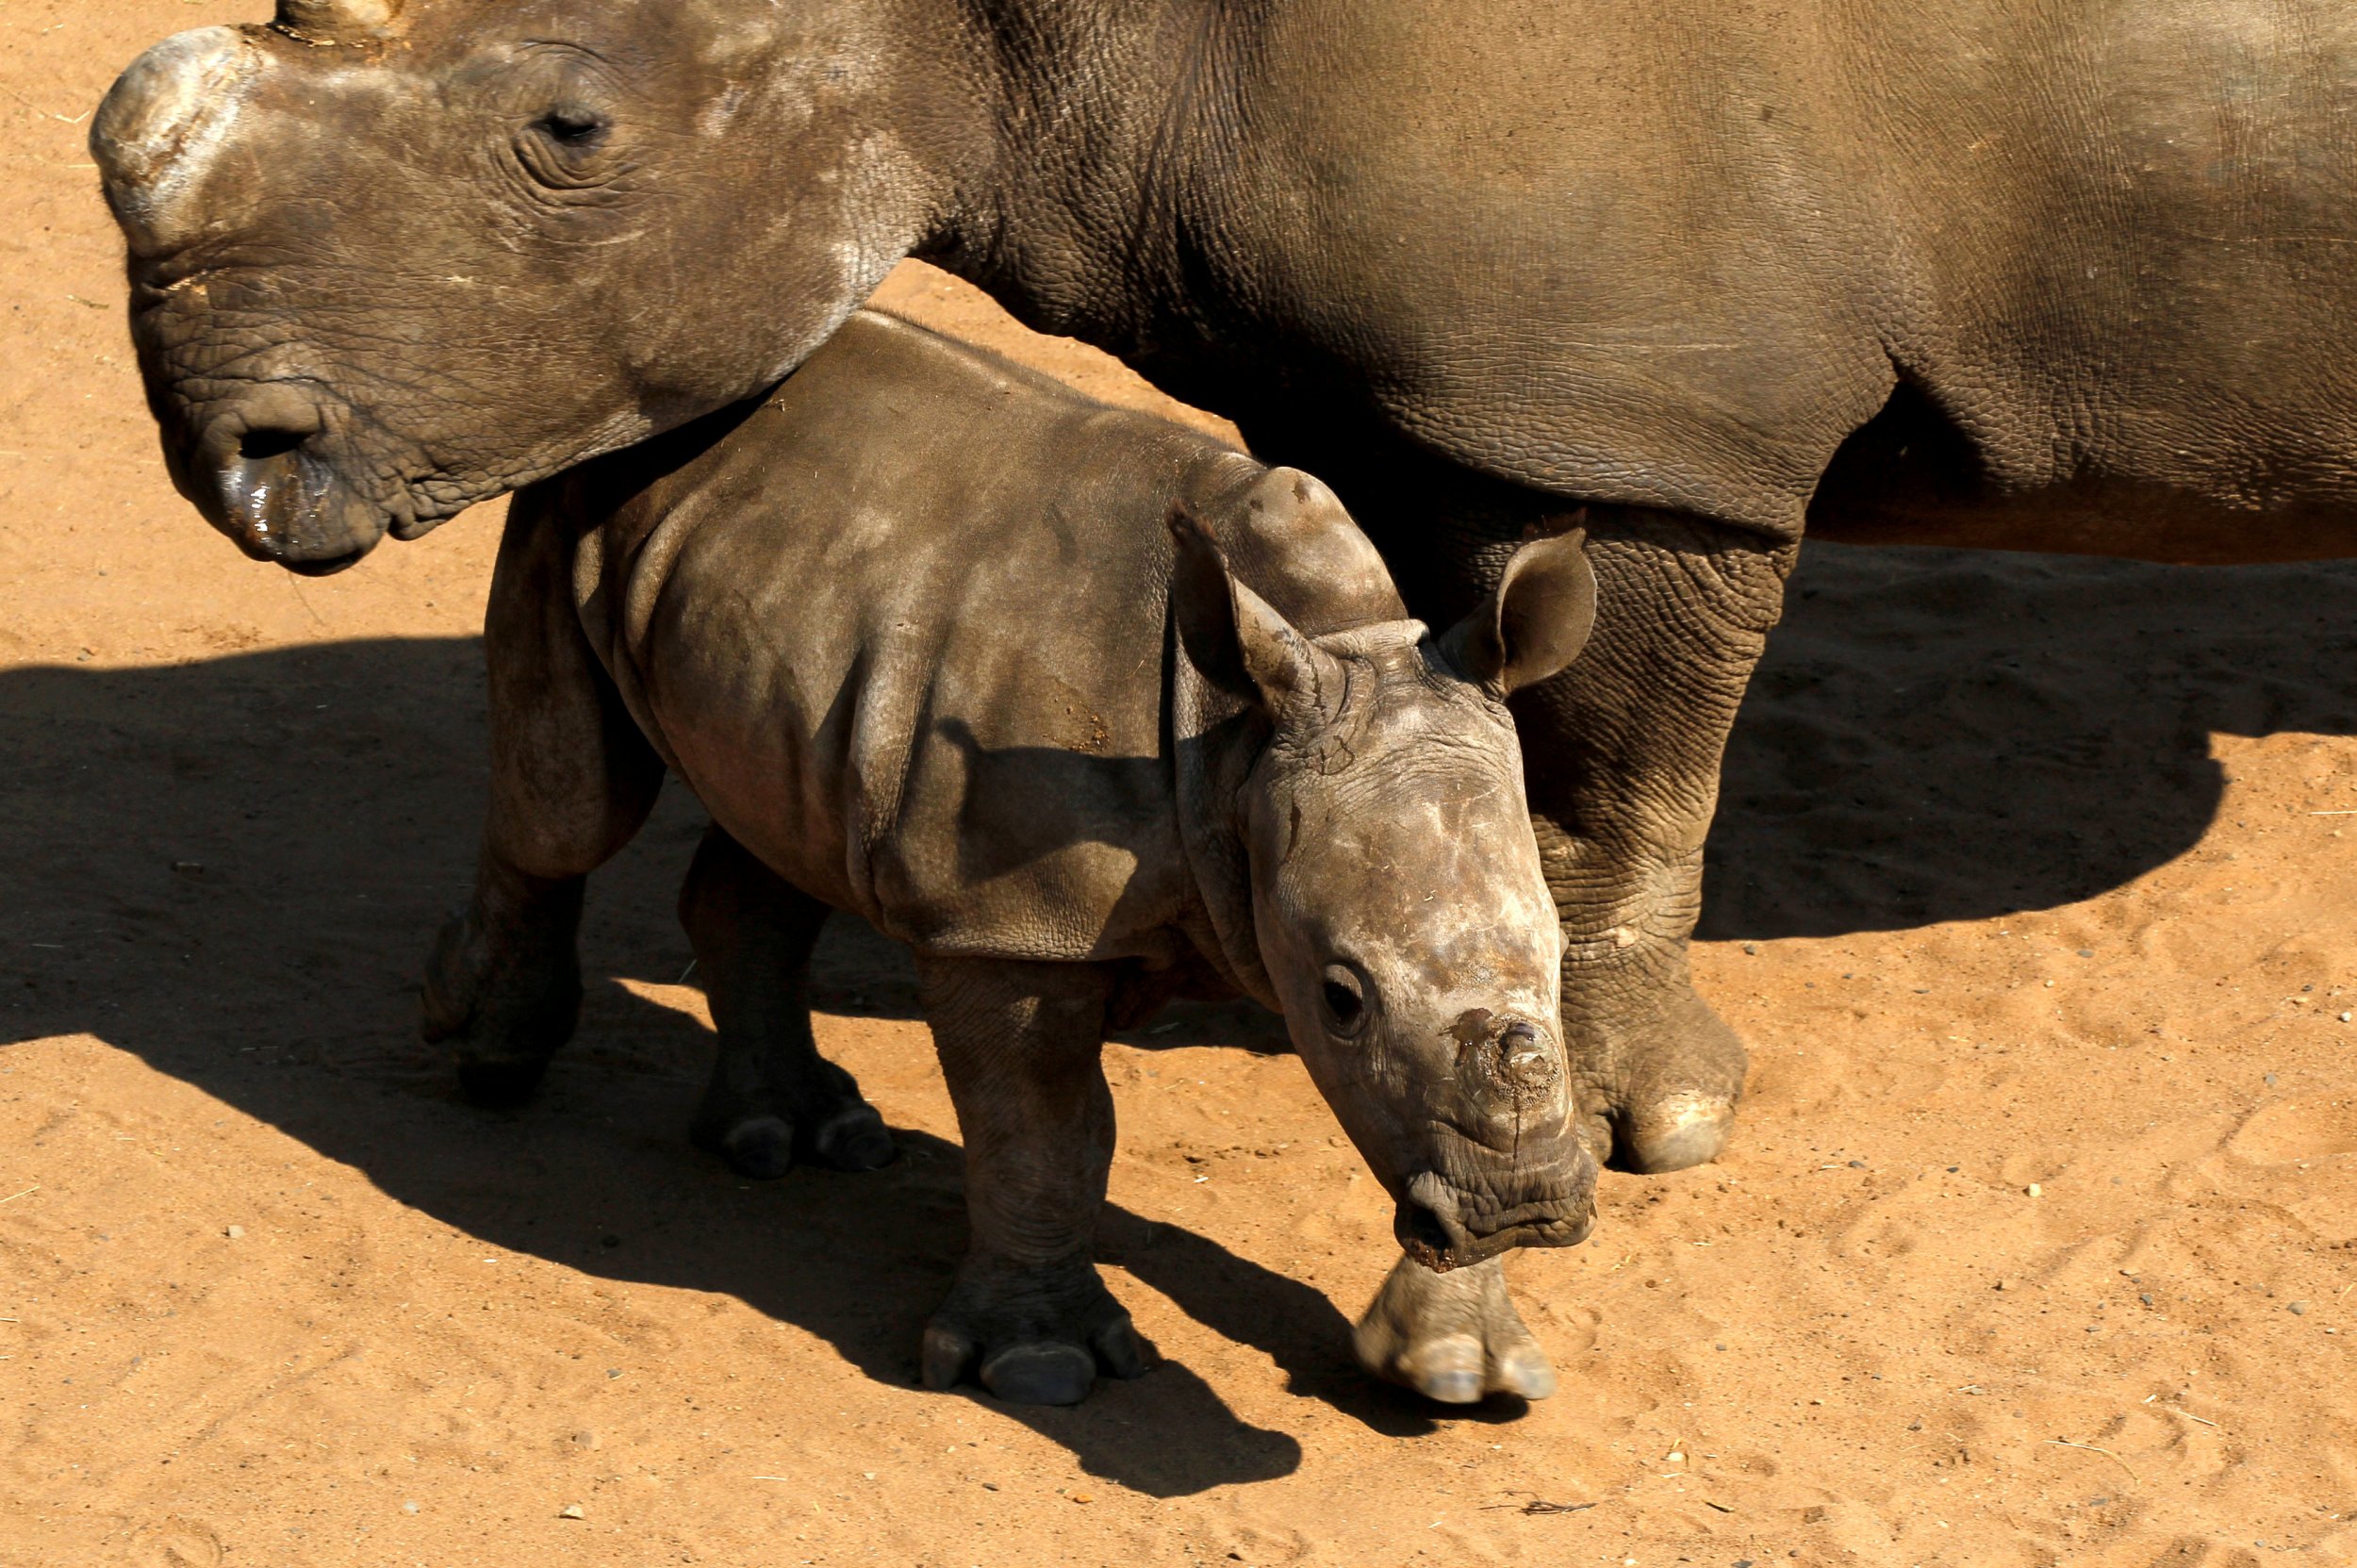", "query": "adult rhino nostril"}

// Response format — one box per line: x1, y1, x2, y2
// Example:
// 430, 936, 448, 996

238, 426, 310, 463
